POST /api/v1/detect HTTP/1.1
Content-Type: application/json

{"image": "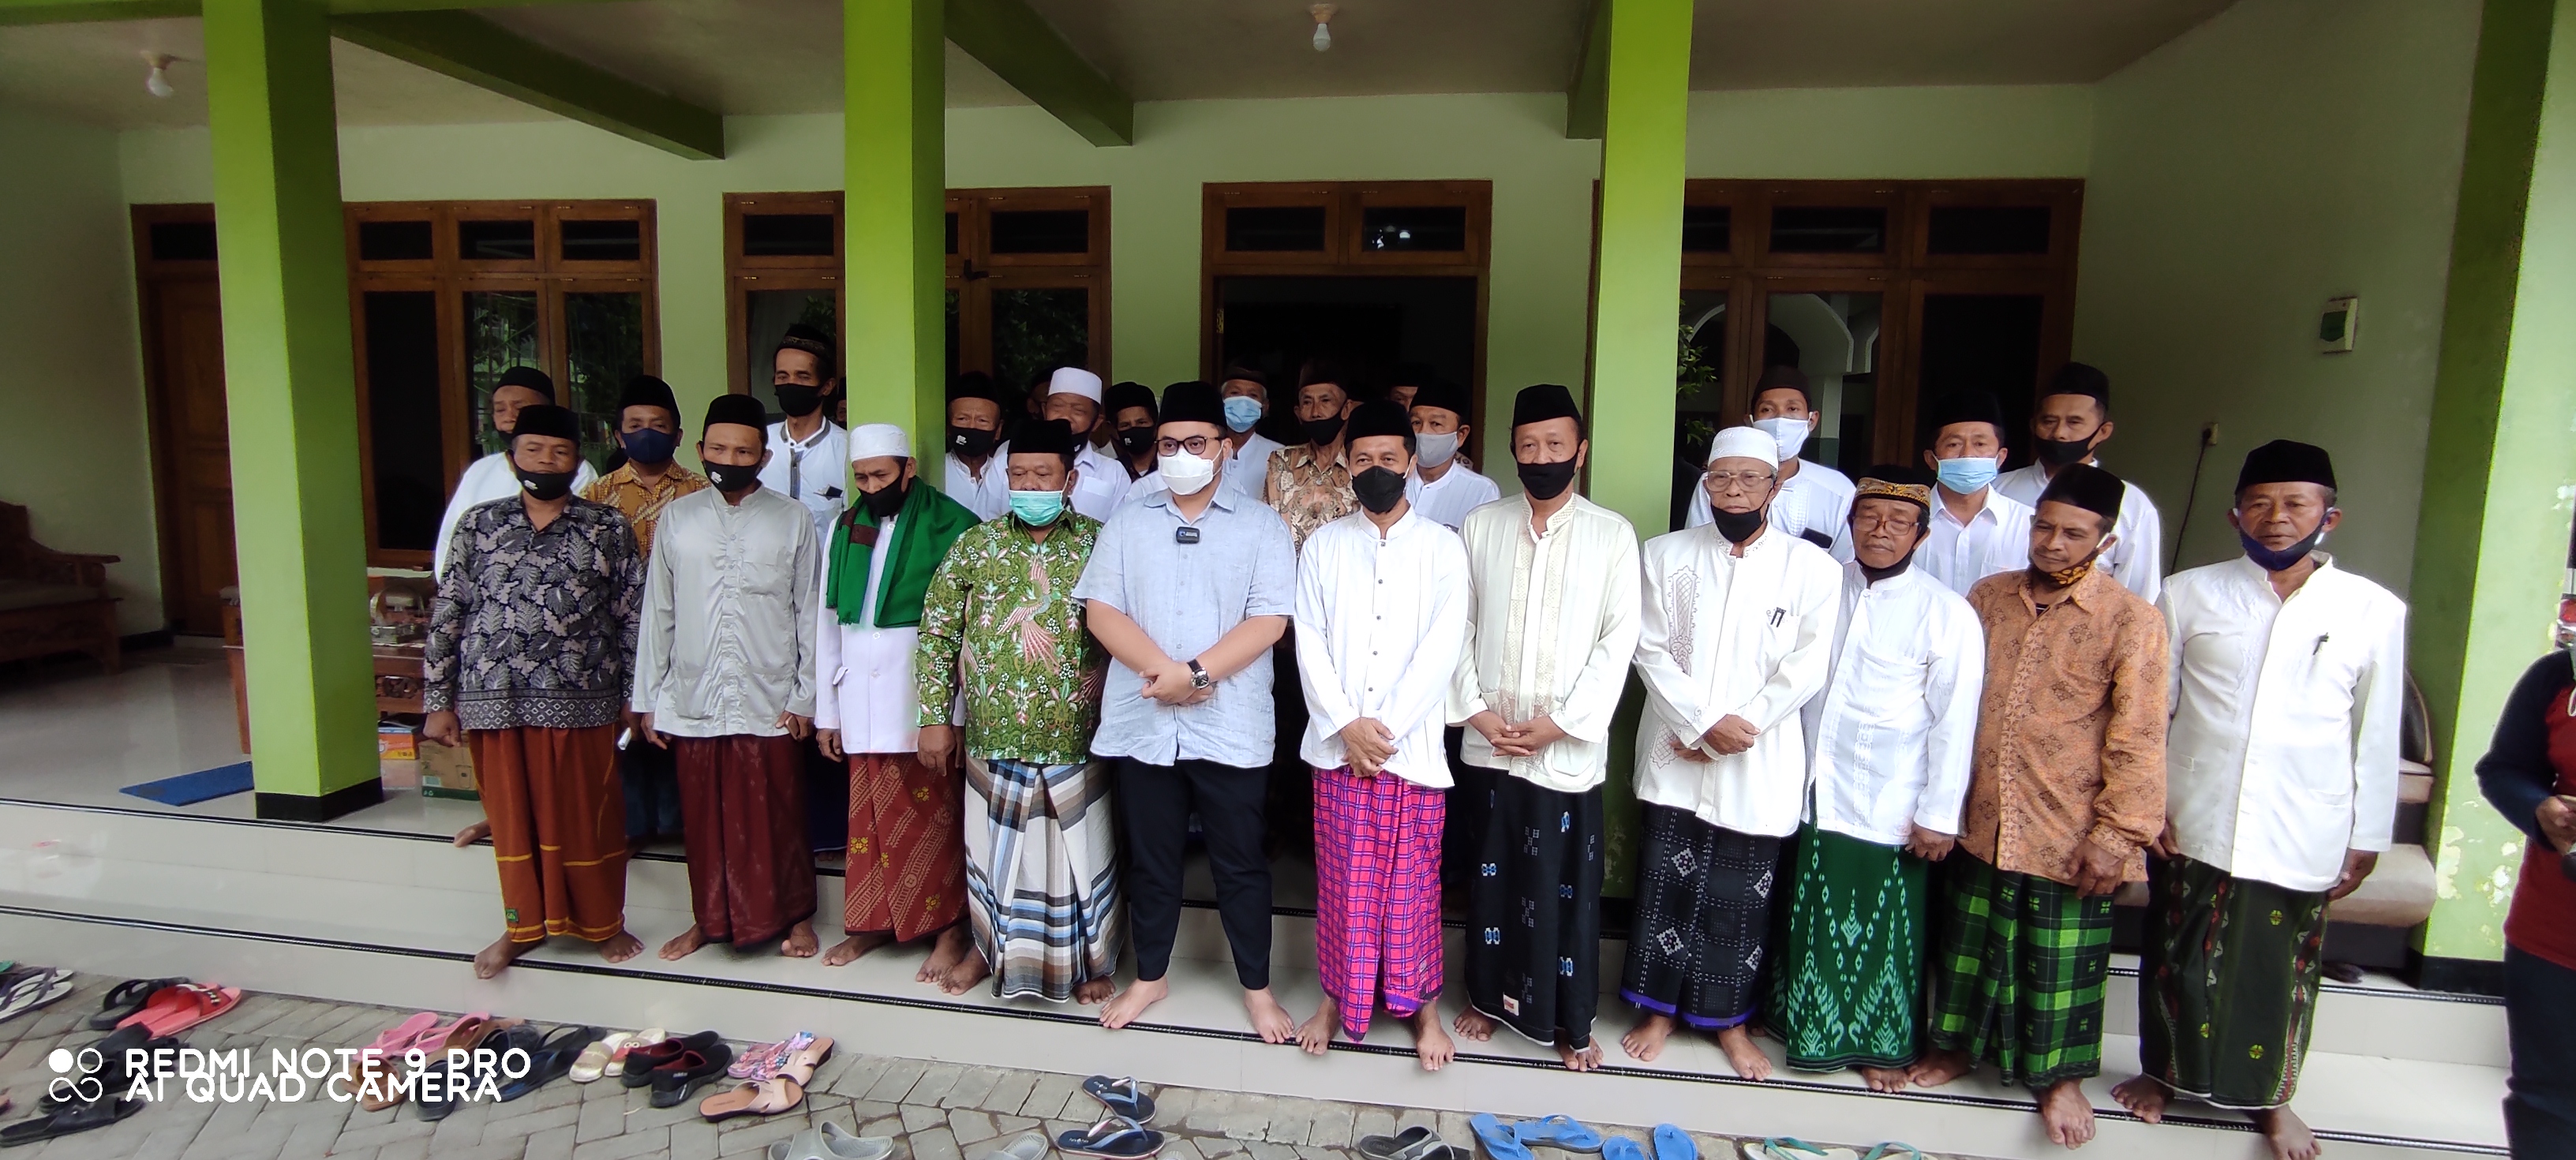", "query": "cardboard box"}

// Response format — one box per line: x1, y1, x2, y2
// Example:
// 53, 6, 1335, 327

418, 738, 479, 801
376, 726, 417, 761
379, 759, 421, 790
